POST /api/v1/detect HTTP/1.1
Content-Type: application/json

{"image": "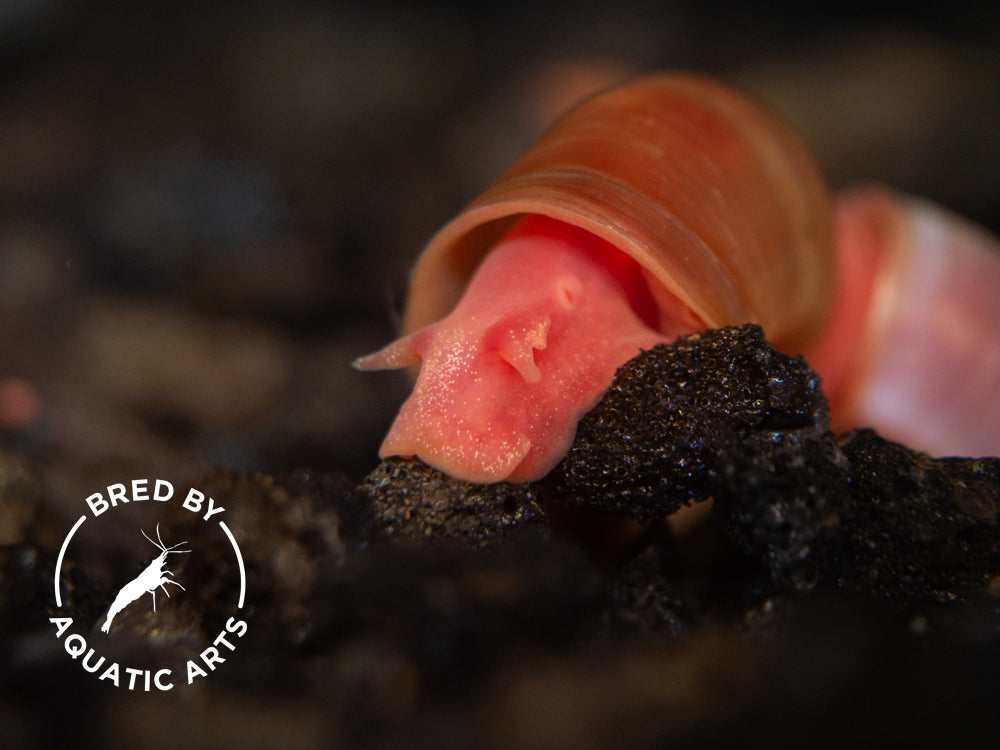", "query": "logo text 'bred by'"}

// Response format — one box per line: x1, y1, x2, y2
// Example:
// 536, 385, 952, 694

84, 478, 225, 521
50, 478, 249, 691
